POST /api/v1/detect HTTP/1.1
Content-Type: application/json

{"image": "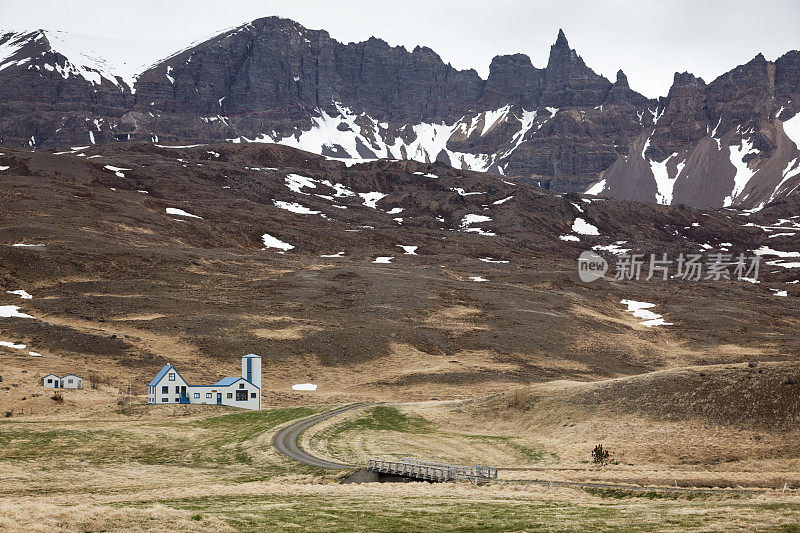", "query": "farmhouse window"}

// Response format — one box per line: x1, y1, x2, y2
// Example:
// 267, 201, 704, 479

236, 390, 247, 401
206, 393, 212, 398
47, 379, 52, 384
239, 383, 245, 389
169, 373, 175, 381
227, 393, 233, 399
161, 398, 168, 402
194, 393, 200, 399
162, 386, 168, 394
250, 392, 257, 399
